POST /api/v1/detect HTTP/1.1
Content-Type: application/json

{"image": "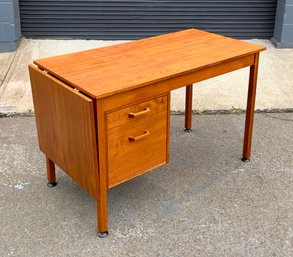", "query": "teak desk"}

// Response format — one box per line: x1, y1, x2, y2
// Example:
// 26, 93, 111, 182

29, 29, 266, 237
